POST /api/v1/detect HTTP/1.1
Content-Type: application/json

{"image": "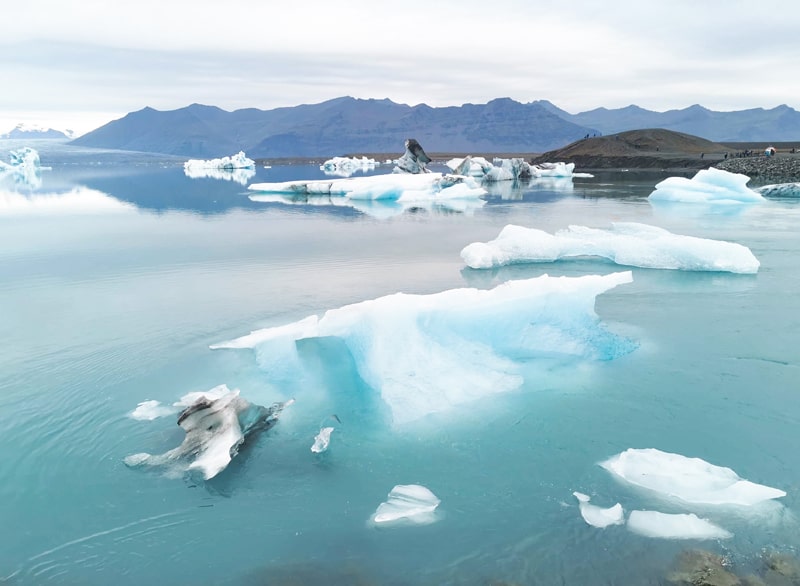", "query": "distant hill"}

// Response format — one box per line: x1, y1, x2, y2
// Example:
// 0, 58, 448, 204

533, 129, 732, 169
71, 97, 598, 158
1, 124, 73, 139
